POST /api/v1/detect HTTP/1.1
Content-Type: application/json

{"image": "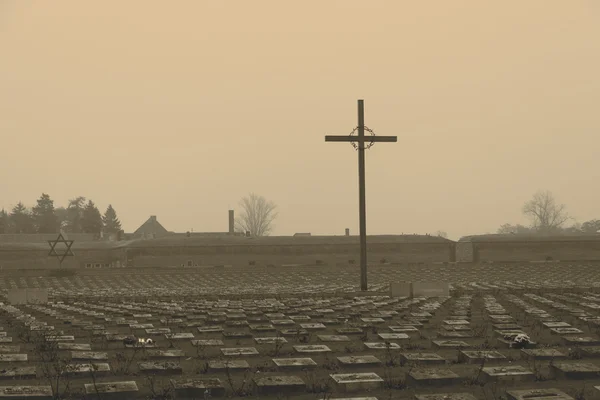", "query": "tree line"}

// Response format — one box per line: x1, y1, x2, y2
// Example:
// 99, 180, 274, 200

0, 194, 122, 237
498, 190, 600, 235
